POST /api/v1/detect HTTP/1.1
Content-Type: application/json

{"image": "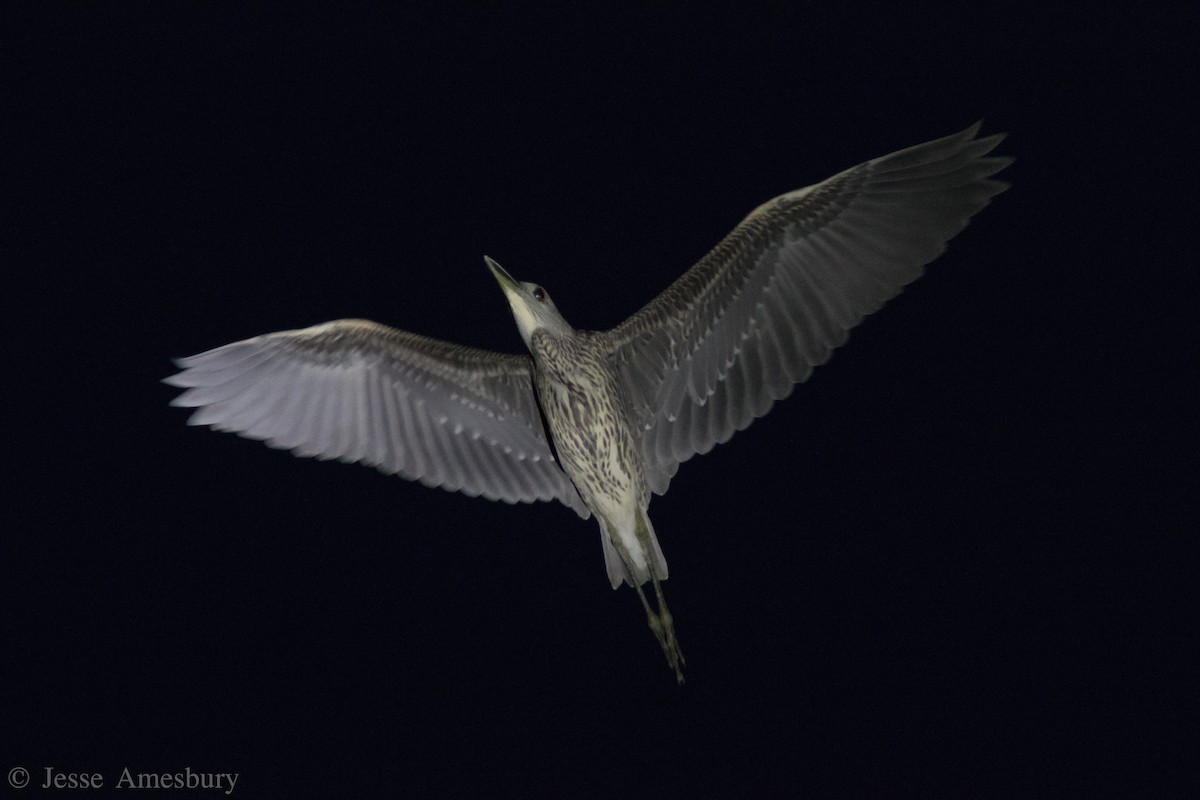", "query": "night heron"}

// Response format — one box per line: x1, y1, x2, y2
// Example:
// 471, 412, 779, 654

166, 123, 1011, 683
